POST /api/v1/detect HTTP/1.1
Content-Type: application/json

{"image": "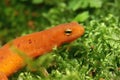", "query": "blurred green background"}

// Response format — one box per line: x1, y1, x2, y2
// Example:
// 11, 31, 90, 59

0, 0, 120, 80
